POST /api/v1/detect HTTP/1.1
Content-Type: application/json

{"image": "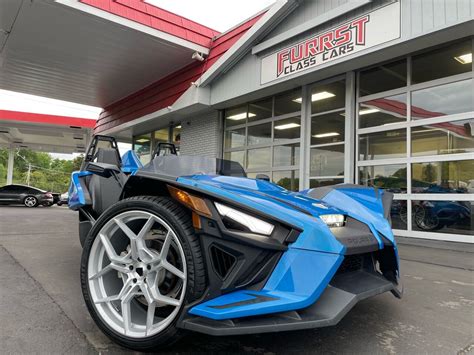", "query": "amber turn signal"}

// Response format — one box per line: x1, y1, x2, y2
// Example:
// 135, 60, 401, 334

167, 185, 212, 218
